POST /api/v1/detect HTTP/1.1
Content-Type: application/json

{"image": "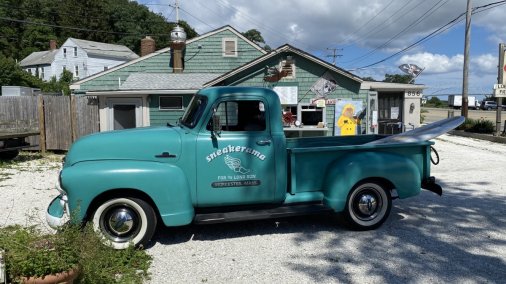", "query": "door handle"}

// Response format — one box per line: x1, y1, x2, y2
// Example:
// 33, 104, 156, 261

256, 139, 271, 146
155, 152, 177, 158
